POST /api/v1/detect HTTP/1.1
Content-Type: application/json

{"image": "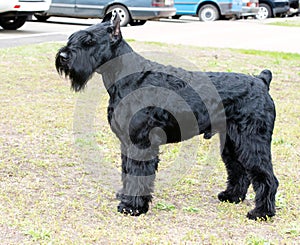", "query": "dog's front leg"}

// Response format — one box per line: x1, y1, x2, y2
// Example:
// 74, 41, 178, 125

116, 146, 159, 216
